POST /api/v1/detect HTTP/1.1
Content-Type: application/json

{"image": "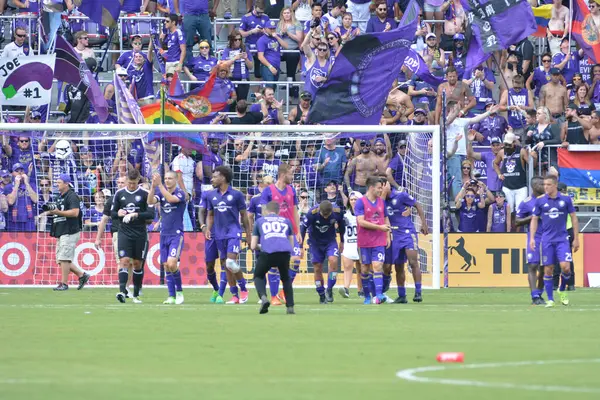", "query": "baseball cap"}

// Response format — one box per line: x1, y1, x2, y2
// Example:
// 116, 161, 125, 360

503, 132, 517, 144
79, 145, 90, 153
453, 33, 465, 41
350, 191, 363, 199
31, 111, 42, 119
426, 33, 436, 40
496, 191, 506, 198
374, 137, 385, 144
485, 100, 496, 107
345, 142, 352, 149
567, 102, 578, 110
116, 67, 128, 76
0, 169, 10, 177
266, 20, 276, 28
327, 180, 338, 186
300, 91, 312, 101
414, 108, 427, 115
58, 173, 72, 184
102, 188, 112, 197
398, 139, 407, 147
550, 67, 561, 75
490, 137, 502, 144
12, 163, 24, 172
